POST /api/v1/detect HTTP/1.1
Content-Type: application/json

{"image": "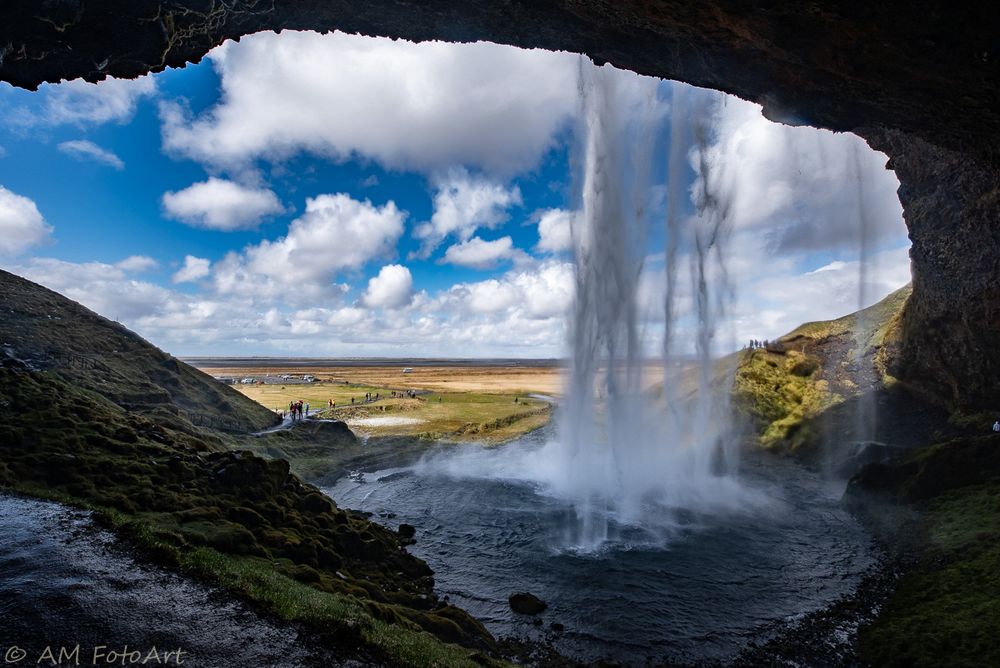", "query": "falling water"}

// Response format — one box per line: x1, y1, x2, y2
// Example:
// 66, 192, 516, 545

551, 63, 753, 549
850, 141, 879, 446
